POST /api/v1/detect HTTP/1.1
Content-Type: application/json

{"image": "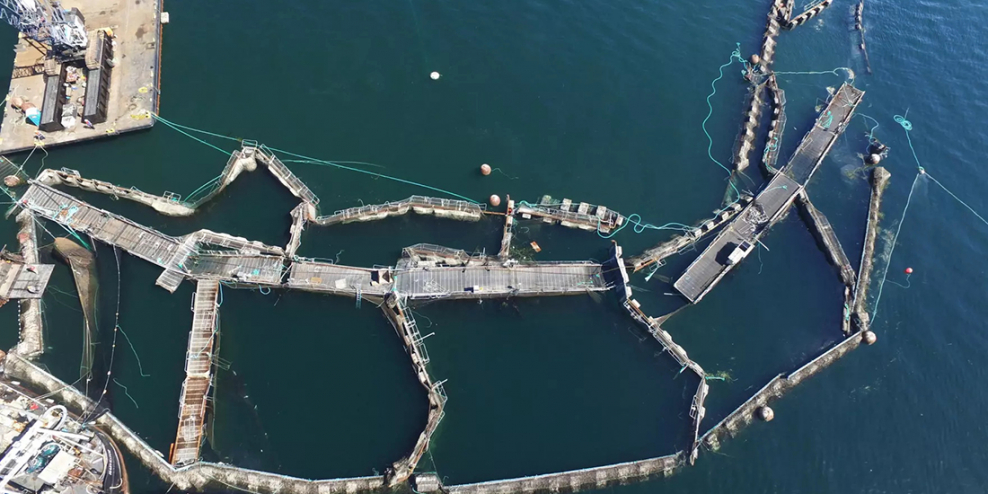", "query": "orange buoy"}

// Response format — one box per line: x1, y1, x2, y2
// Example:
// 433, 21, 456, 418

480, 164, 492, 176
905, 267, 913, 275
489, 194, 501, 207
